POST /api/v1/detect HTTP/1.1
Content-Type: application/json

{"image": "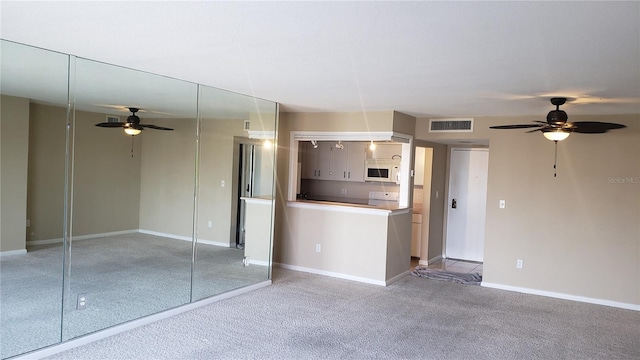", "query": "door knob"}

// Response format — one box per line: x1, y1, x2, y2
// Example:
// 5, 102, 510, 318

452, 199, 457, 209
